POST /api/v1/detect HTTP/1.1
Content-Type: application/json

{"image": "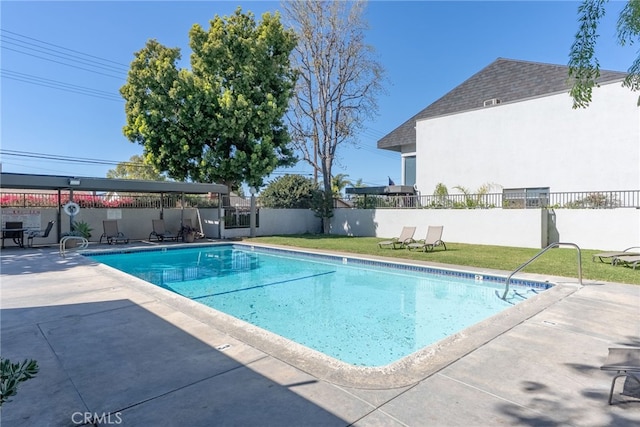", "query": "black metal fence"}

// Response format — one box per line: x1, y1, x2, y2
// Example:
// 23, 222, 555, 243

3, 189, 638, 212
0, 192, 220, 208
221, 196, 259, 229
342, 190, 640, 209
